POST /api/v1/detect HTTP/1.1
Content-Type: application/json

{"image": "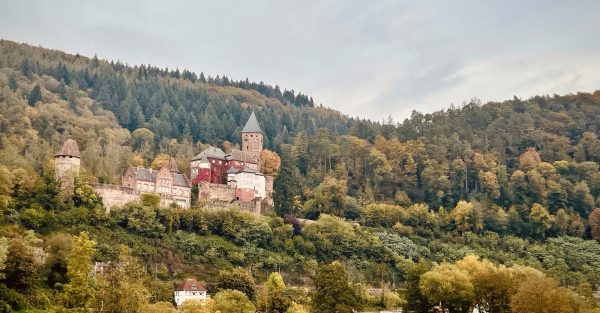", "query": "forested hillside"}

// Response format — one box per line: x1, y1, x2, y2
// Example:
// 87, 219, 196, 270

2, 39, 600, 312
